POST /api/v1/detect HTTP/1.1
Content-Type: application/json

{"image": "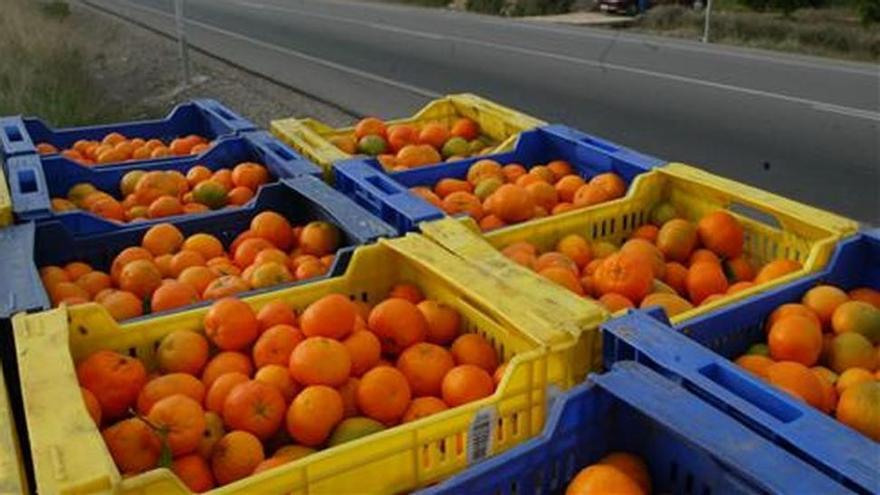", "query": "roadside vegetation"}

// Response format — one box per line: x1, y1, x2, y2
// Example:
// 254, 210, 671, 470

633, 2, 880, 62
0, 0, 140, 125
